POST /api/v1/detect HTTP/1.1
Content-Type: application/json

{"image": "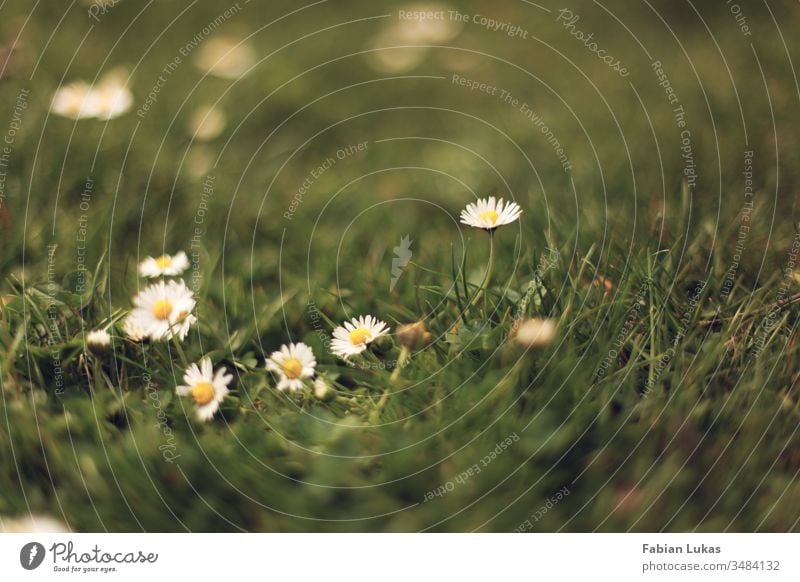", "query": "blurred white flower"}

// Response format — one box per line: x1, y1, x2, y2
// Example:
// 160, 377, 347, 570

366, 3, 461, 73
189, 105, 226, 141
50, 81, 100, 120
86, 329, 111, 349
127, 279, 196, 342
366, 44, 428, 74
195, 37, 256, 79
331, 315, 390, 359
313, 377, 333, 401
0, 514, 70, 533
460, 196, 522, 231
92, 79, 133, 120
393, 3, 462, 43
139, 251, 190, 278
122, 316, 147, 342
515, 318, 557, 349
266, 342, 316, 392
50, 68, 133, 120
186, 145, 215, 178
176, 358, 232, 422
